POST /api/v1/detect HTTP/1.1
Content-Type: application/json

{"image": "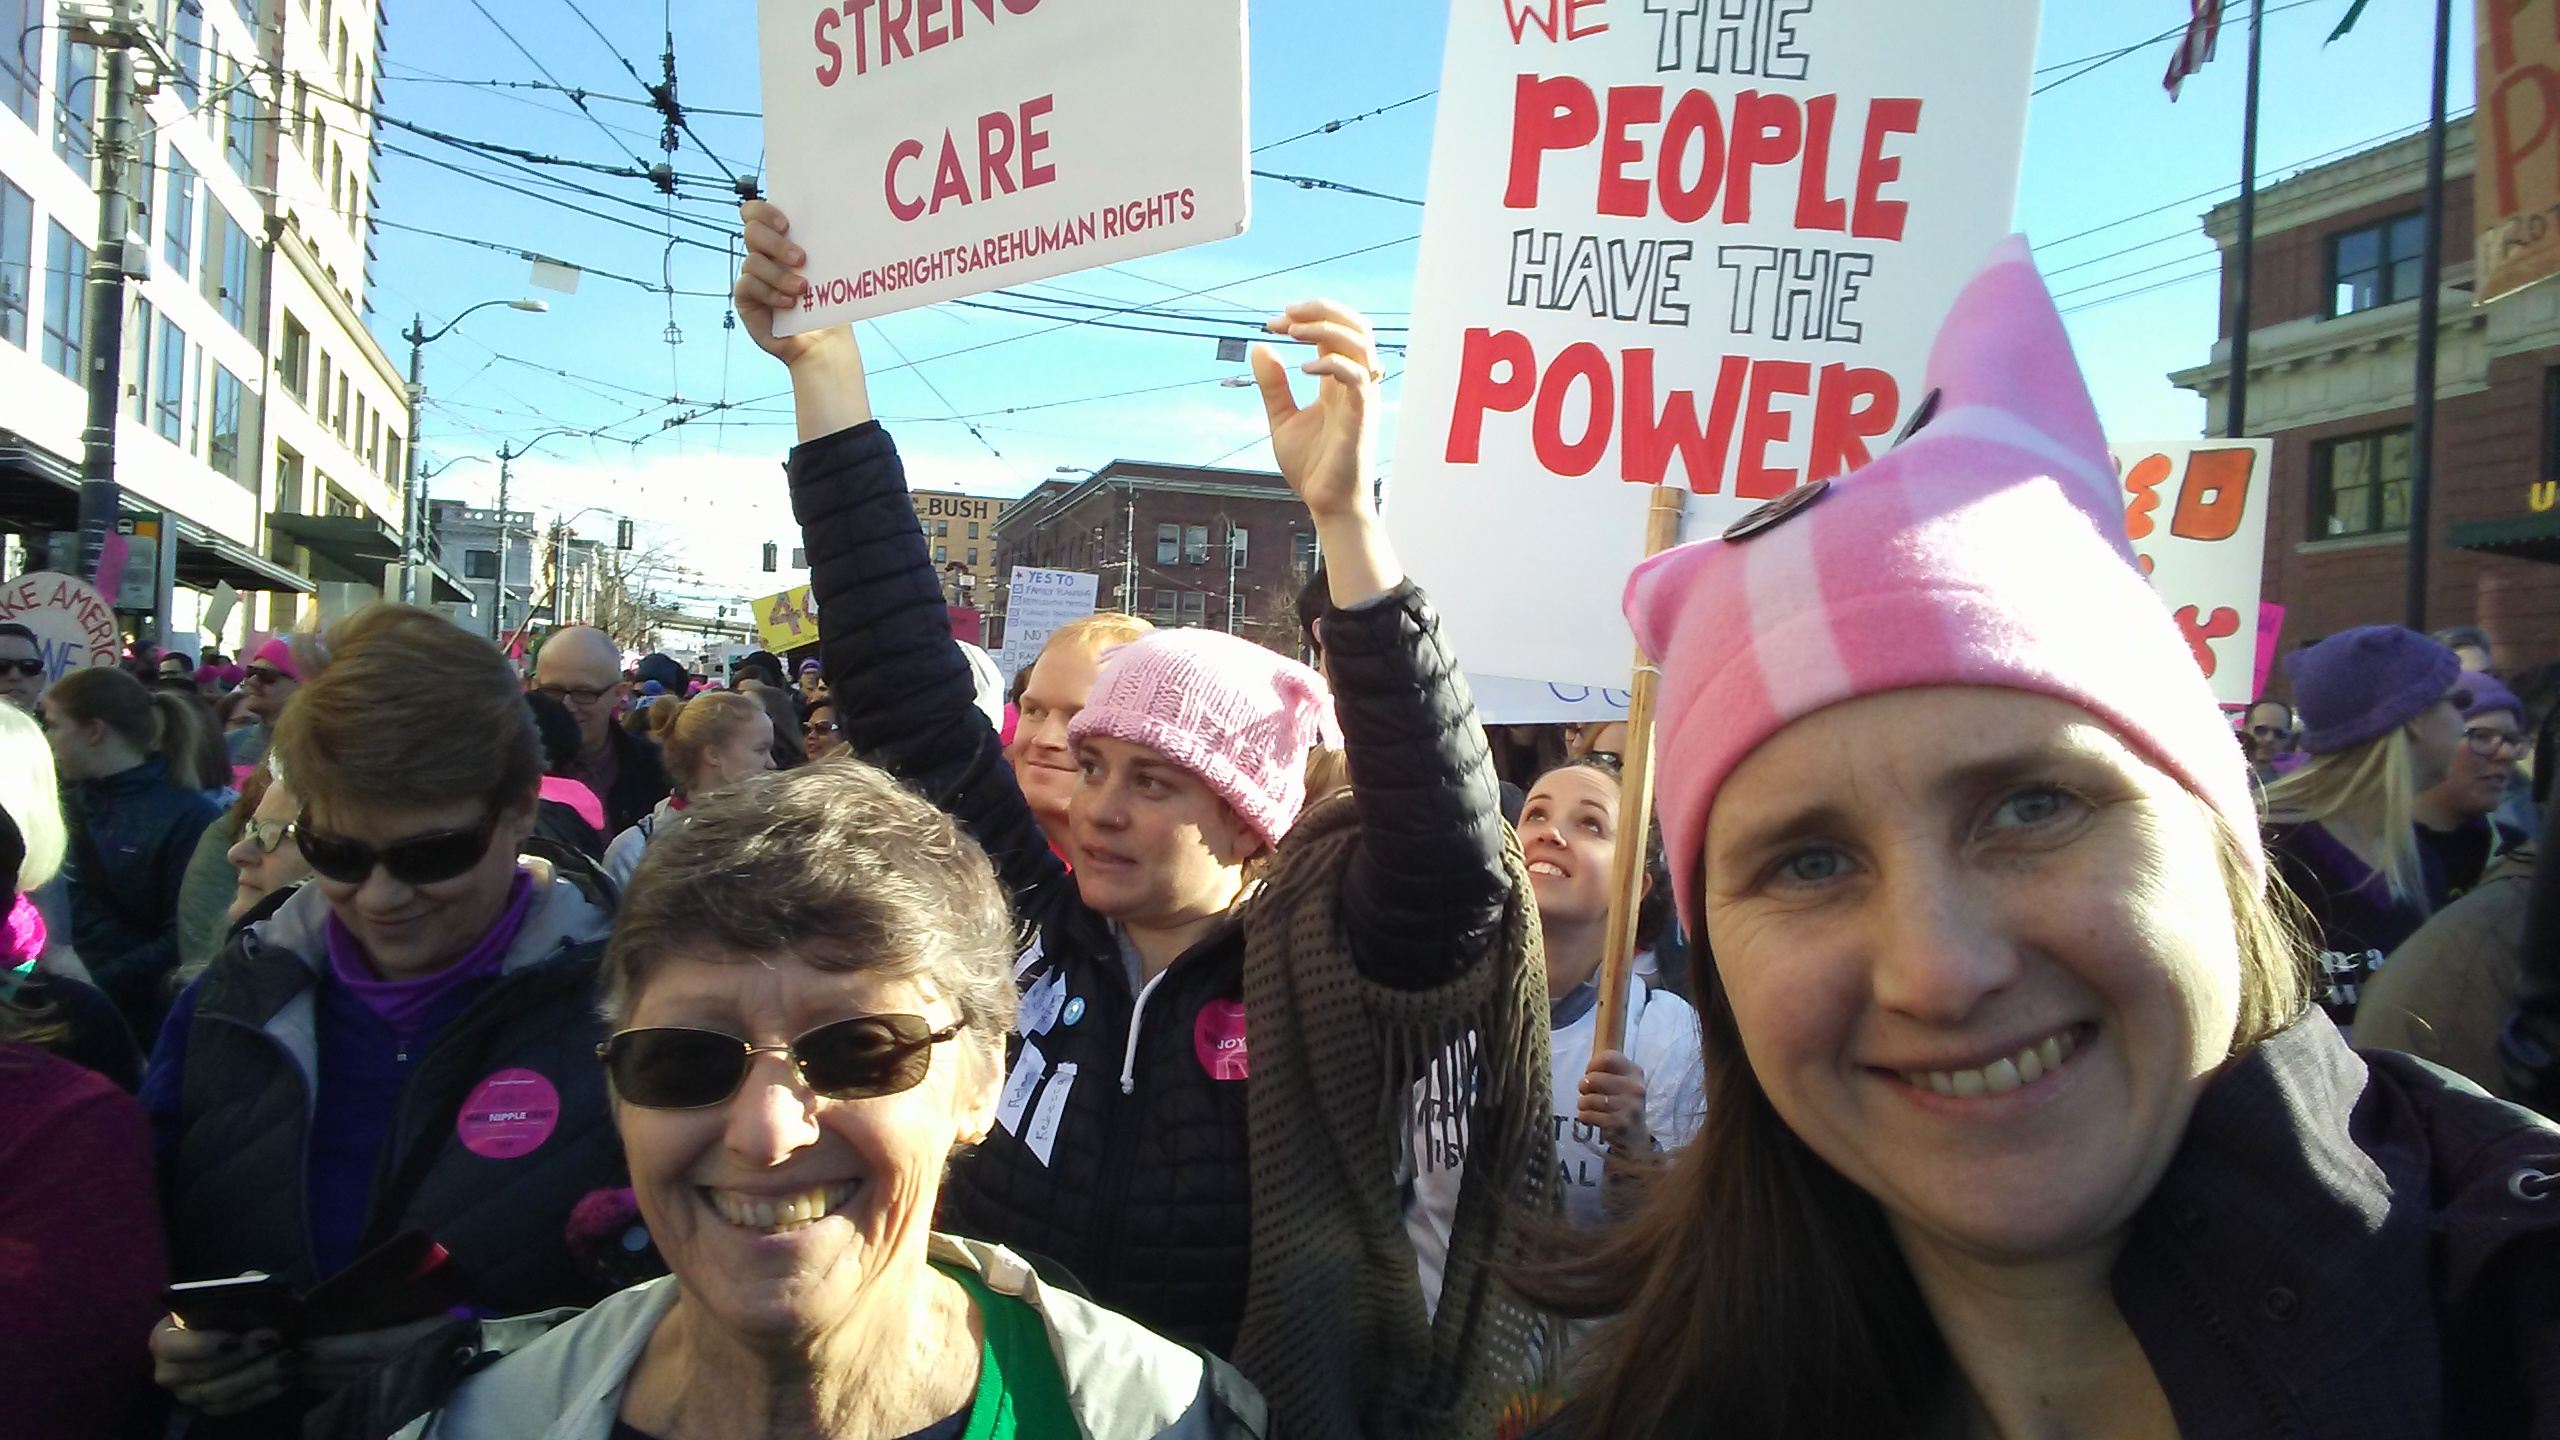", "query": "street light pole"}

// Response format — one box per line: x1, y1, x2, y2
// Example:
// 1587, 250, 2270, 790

403, 299, 547, 608
489, 427, 595, 642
